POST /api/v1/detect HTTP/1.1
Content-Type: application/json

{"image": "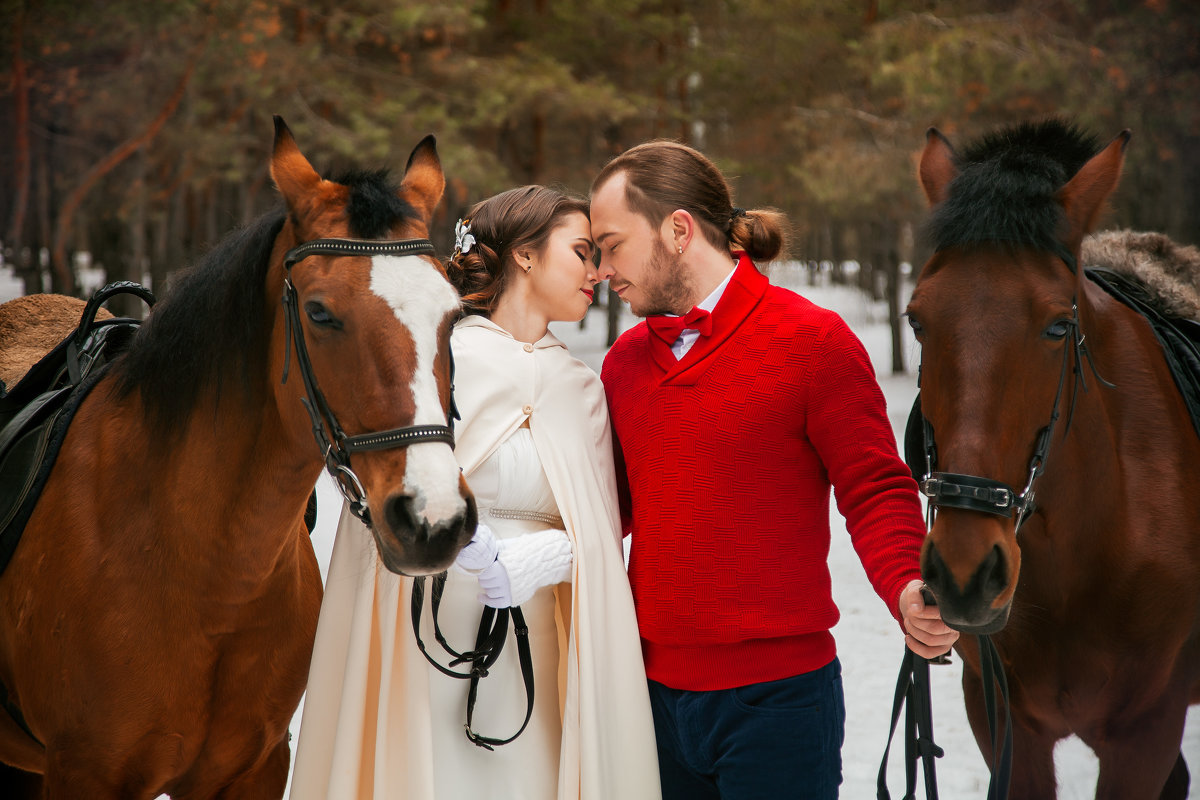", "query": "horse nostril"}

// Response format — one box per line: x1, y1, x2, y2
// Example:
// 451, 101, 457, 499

384, 494, 421, 538
922, 542, 946, 592
979, 544, 1008, 598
